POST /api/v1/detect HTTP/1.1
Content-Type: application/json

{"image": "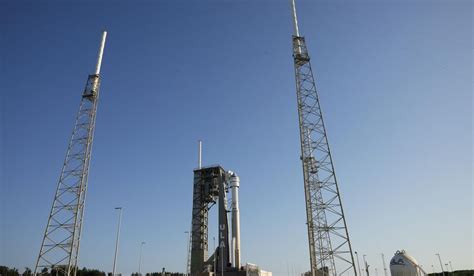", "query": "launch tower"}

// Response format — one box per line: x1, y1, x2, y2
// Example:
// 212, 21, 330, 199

289, 1, 357, 275
189, 141, 245, 276
34, 31, 108, 276
190, 166, 242, 275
